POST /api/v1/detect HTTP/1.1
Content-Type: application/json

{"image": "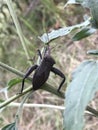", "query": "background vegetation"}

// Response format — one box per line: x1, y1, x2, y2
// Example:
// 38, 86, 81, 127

0, 0, 98, 130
